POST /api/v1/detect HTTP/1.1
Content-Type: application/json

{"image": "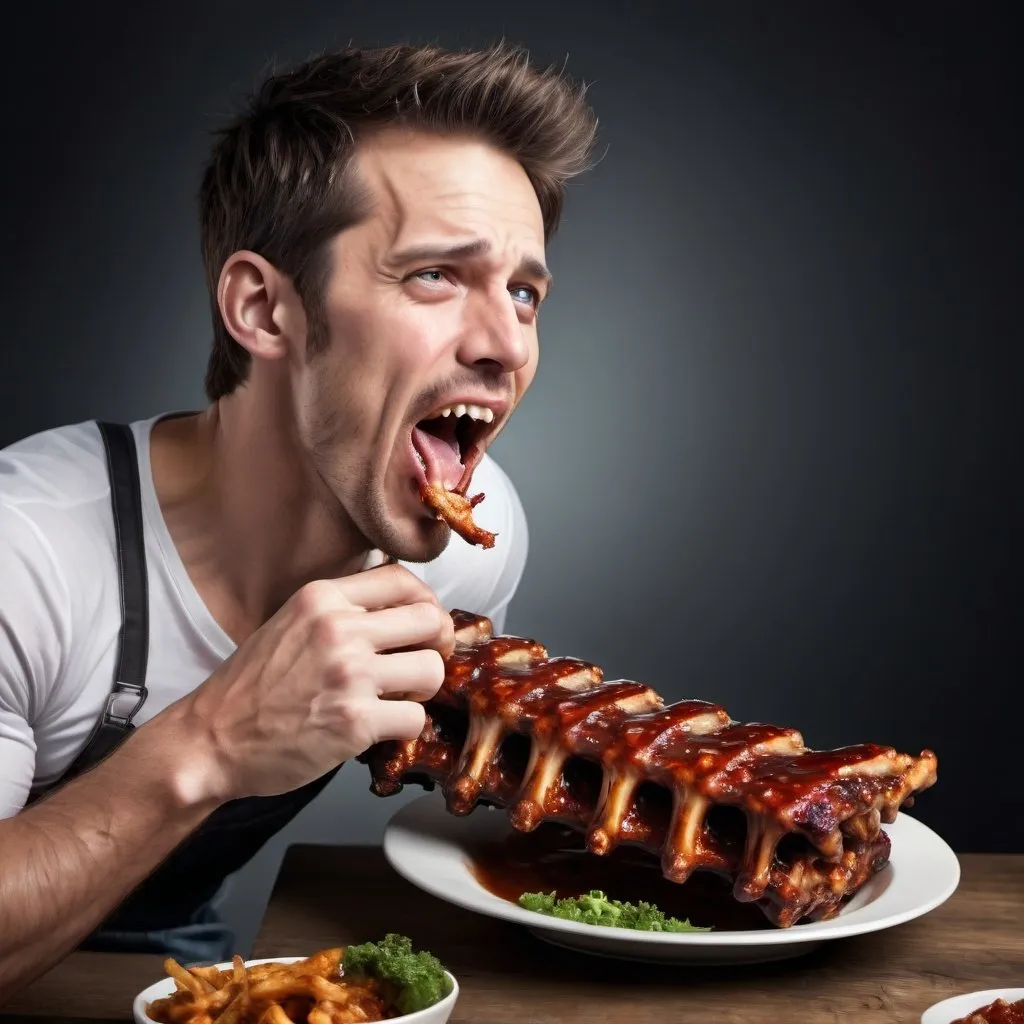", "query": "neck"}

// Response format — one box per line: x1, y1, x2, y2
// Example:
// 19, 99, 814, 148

149, 383, 372, 643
